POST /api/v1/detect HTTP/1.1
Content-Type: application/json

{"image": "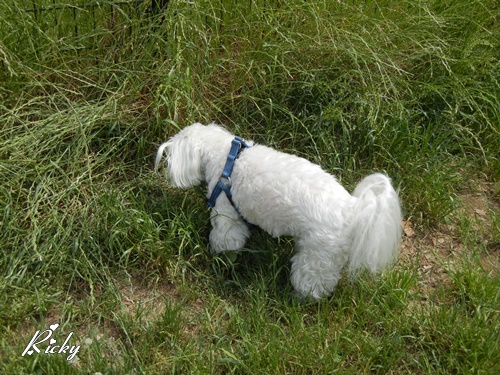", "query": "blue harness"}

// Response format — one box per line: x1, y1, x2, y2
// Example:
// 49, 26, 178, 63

206, 136, 249, 212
